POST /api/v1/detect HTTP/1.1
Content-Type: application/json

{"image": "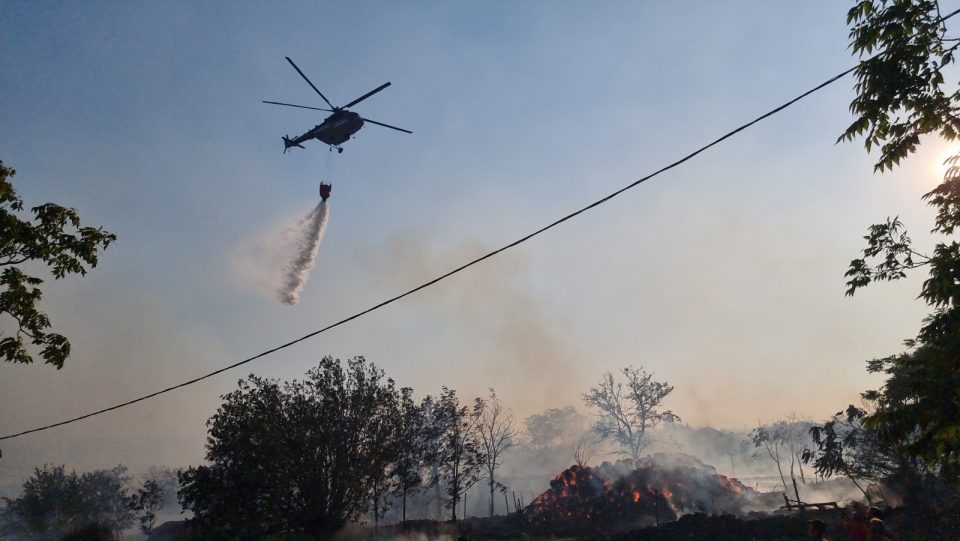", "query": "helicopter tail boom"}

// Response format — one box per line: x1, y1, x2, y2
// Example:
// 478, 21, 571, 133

282, 135, 306, 153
